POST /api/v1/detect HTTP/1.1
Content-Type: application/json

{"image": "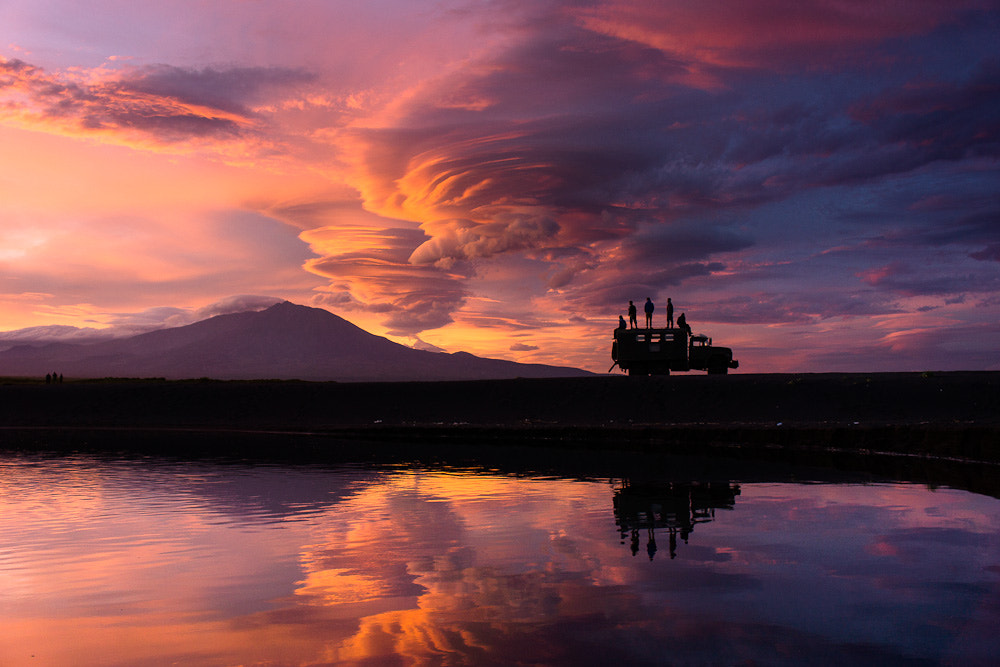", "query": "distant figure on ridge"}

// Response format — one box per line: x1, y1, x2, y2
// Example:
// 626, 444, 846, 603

644, 298, 654, 328
45, 373, 51, 385
677, 312, 689, 333
618, 315, 627, 329
627, 301, 637, 329
666, 298, 674, 328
